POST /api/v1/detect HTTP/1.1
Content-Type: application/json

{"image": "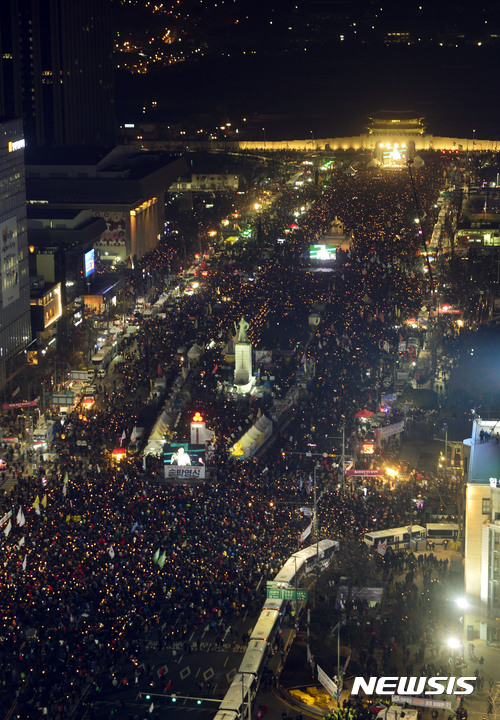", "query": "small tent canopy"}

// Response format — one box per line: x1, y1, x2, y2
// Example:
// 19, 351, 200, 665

355, 408, 374, 419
